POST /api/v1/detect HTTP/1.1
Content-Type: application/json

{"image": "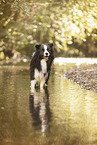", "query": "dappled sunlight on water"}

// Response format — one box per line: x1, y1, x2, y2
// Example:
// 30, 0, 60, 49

0, 62, 97, 145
